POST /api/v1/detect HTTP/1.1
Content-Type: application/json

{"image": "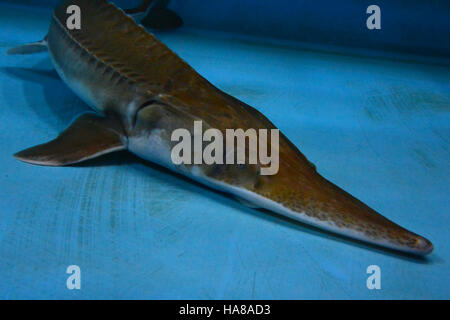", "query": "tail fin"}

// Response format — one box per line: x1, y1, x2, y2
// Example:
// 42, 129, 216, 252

141, 8, 183, 30
7, 39, 48, 55
125, 0, 154, 17
125, 0, 182, 30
